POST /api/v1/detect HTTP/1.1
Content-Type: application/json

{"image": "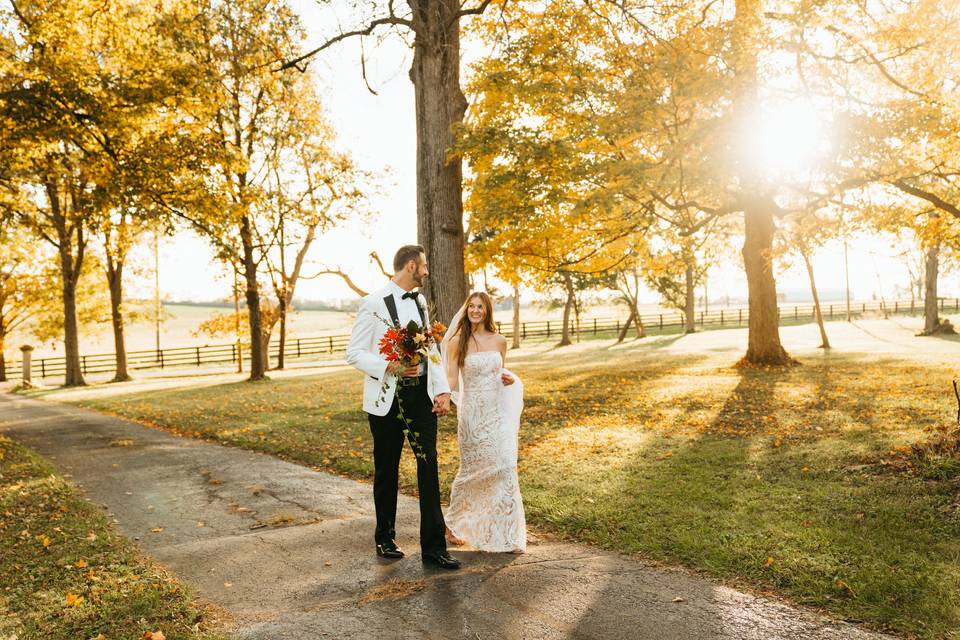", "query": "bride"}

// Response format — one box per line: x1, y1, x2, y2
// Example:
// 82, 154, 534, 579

441, 291, 526, 554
